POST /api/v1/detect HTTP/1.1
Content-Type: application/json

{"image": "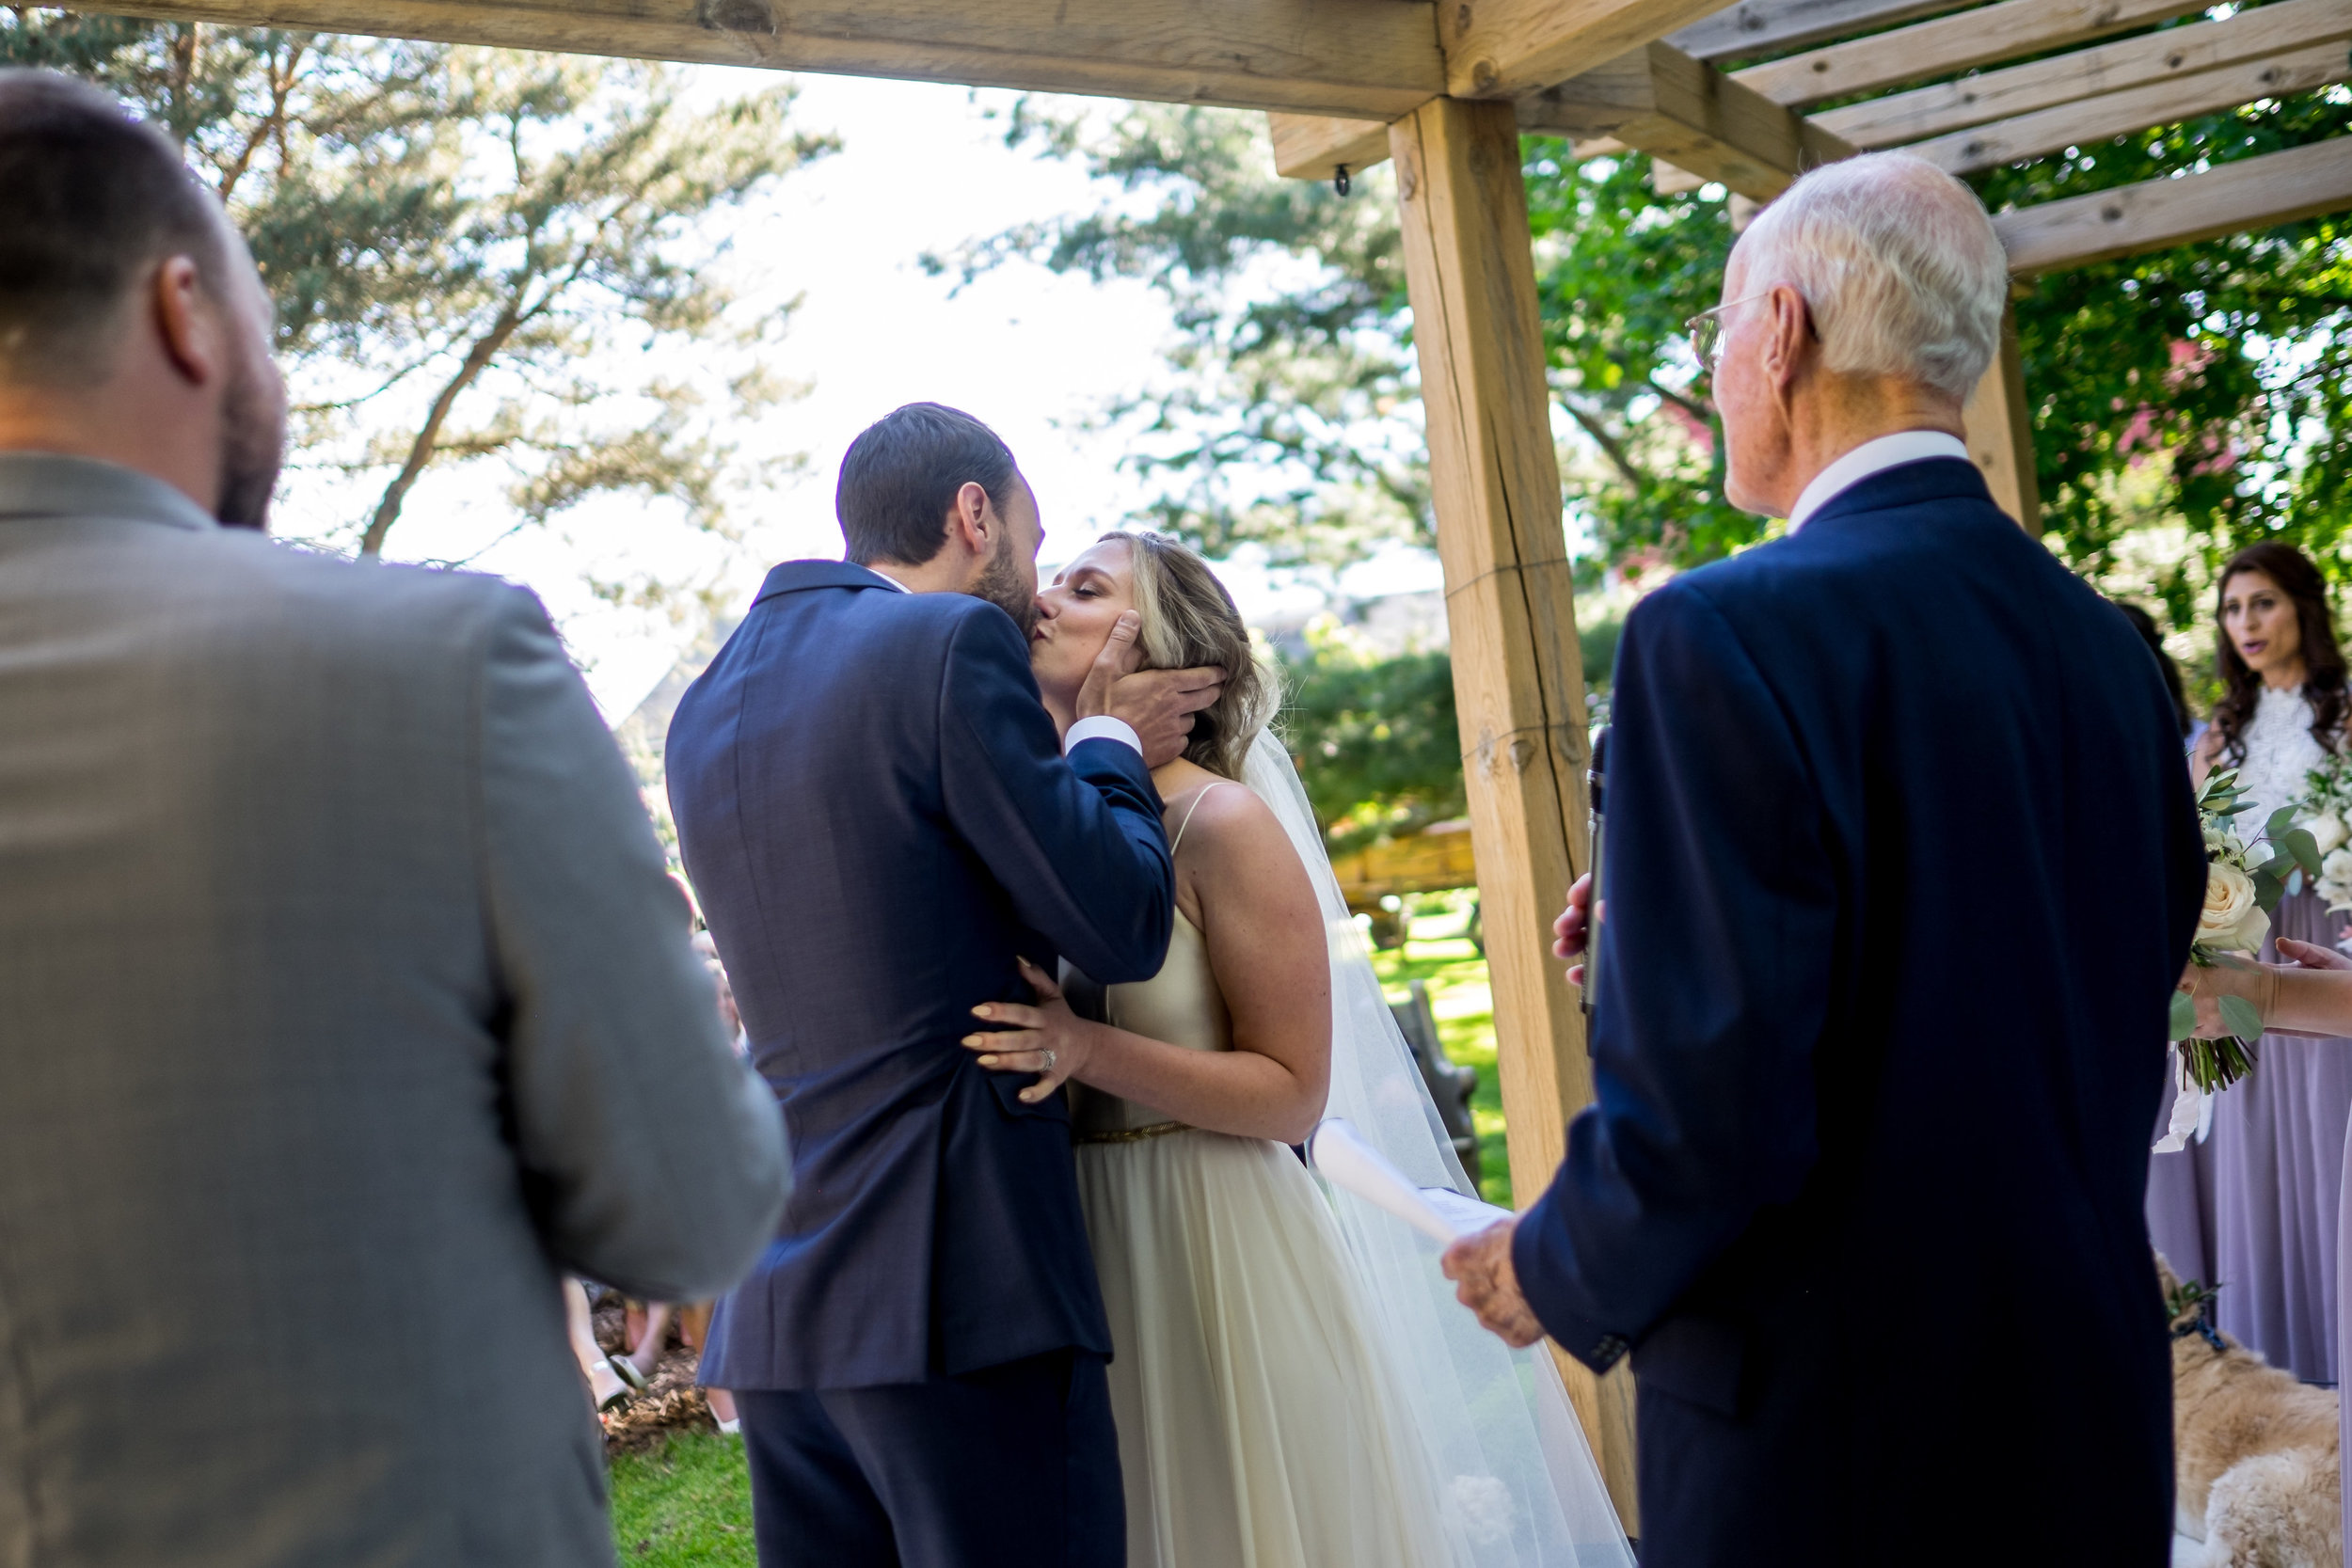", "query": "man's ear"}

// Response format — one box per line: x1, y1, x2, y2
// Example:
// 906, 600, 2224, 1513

151, 256, 221, 388
946, 480, 994, 557
1764, 283, 1811, 395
